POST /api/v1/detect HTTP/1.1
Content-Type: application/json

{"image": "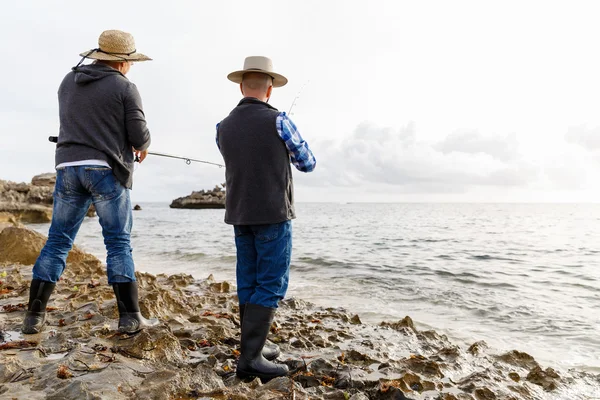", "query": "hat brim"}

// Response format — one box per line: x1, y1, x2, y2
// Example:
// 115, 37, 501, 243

79, 49, 152, 62
227, 69, 288, 88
